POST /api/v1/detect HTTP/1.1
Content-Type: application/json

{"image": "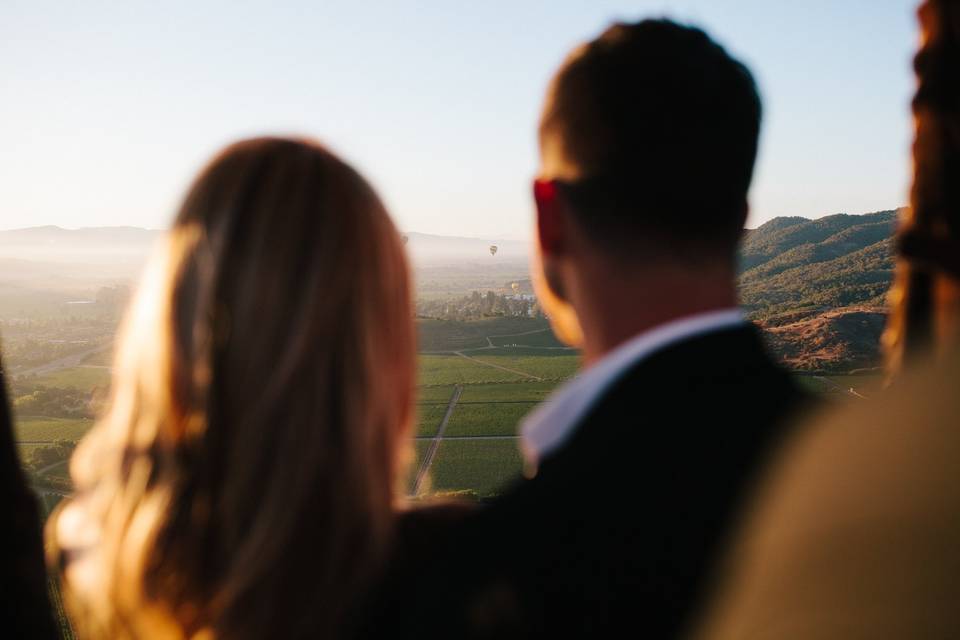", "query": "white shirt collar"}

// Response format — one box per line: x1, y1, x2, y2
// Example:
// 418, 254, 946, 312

520, 308, 746, 473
